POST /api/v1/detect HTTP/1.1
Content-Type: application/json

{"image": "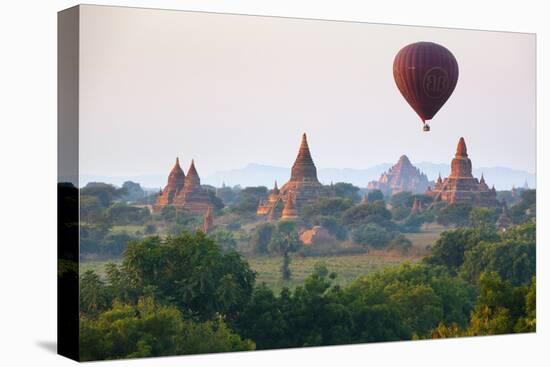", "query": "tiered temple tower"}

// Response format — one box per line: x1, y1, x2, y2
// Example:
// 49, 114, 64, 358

426, 137, 498, 207
154, 158, 185, 208
154, 159, 213, 215
367, 155, 432, 196
257, 133, 323, 219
